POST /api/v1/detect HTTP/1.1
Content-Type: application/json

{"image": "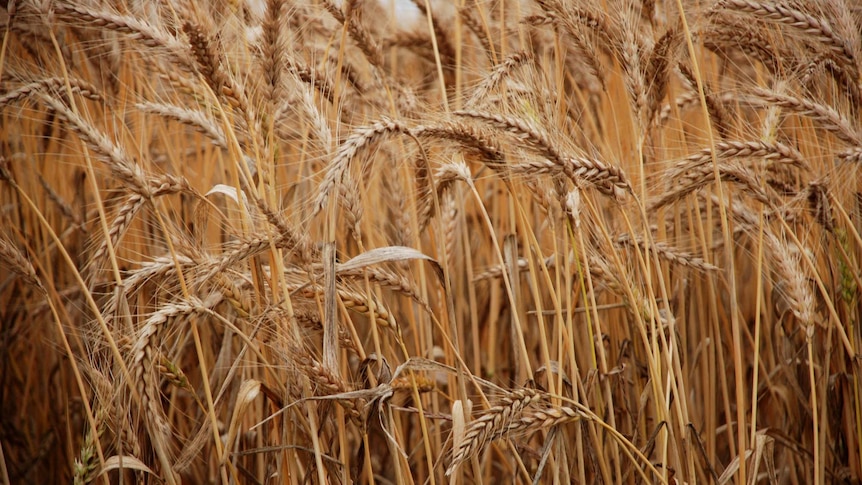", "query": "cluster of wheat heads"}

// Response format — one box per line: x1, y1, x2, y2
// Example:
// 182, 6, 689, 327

0, 0, 860, 483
